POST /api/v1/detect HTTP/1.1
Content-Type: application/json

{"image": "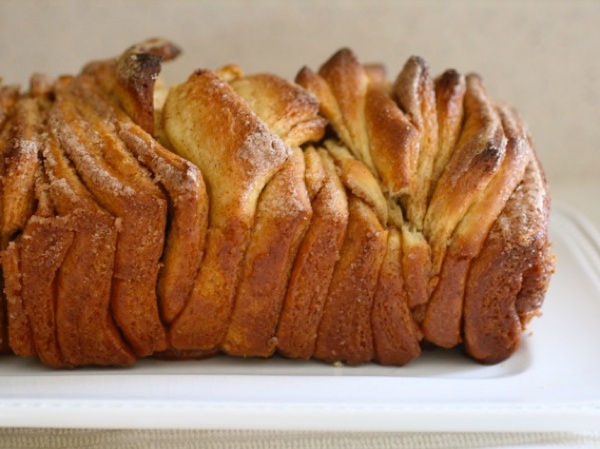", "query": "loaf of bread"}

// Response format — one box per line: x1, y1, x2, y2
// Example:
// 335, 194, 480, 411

0, 39, 555, 368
